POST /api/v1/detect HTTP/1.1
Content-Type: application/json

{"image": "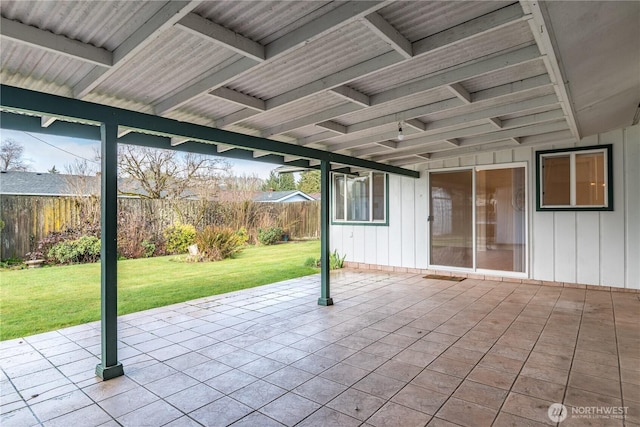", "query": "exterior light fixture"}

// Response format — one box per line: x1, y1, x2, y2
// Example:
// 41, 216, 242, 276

397, 122, 404, 140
